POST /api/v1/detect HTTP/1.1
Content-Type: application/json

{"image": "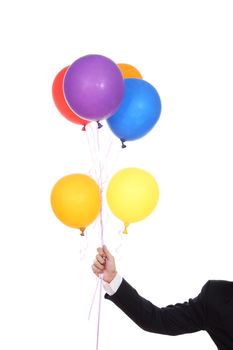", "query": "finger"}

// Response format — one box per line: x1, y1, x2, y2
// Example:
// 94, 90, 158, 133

97, 247, 105, 257
96, 254, 105, 264
103, 245, 113, 259
92, 264, 103, 275
93, 260, 105, 270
